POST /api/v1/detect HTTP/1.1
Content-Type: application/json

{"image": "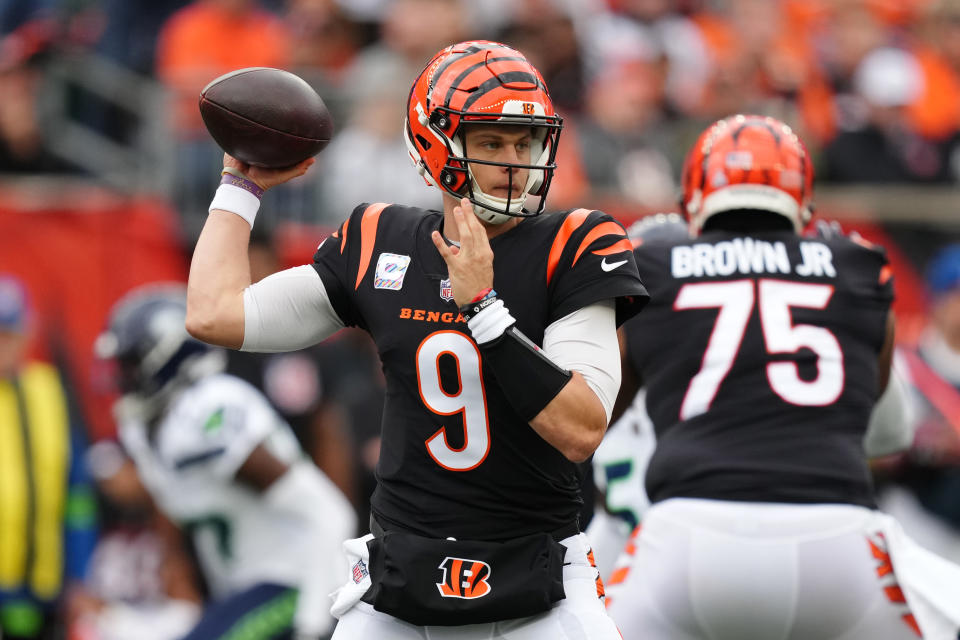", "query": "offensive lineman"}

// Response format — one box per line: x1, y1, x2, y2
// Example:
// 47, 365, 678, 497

186, 41, 648, 638
604, 115, 960, 639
